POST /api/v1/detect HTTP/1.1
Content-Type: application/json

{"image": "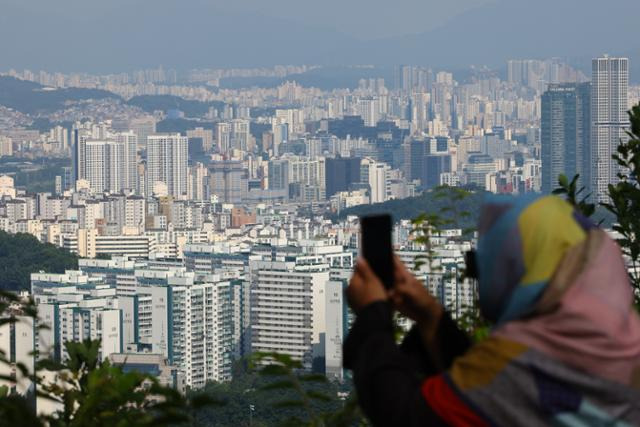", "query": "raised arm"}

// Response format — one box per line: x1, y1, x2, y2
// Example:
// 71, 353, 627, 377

343, 259, 471, 426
